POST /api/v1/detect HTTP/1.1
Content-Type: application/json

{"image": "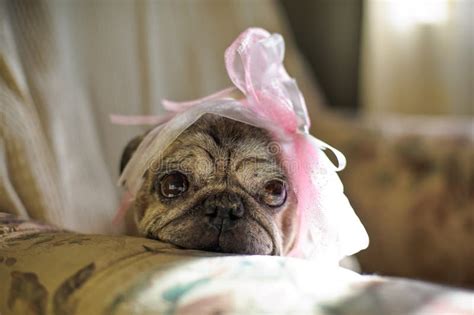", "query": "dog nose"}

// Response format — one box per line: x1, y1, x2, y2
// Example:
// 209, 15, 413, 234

203, 192, 244, 229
